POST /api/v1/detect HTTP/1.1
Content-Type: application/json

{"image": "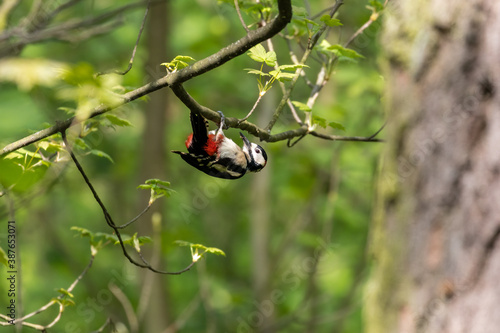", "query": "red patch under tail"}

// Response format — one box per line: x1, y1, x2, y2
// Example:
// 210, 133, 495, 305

204, 133, 223, 156
185, 133, 194, 149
